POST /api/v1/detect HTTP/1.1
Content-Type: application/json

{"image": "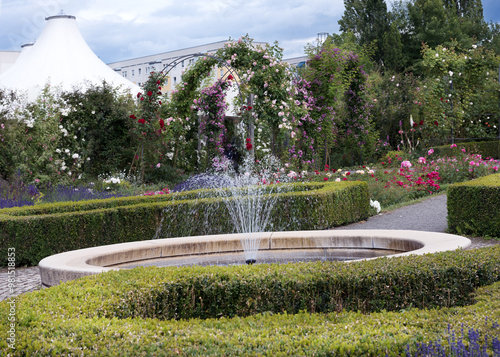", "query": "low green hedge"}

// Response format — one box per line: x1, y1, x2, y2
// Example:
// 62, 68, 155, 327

0, 181, 369, 266
430, 140, 500, 159
1, 247, 499, 356
448, 173, 500, 237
